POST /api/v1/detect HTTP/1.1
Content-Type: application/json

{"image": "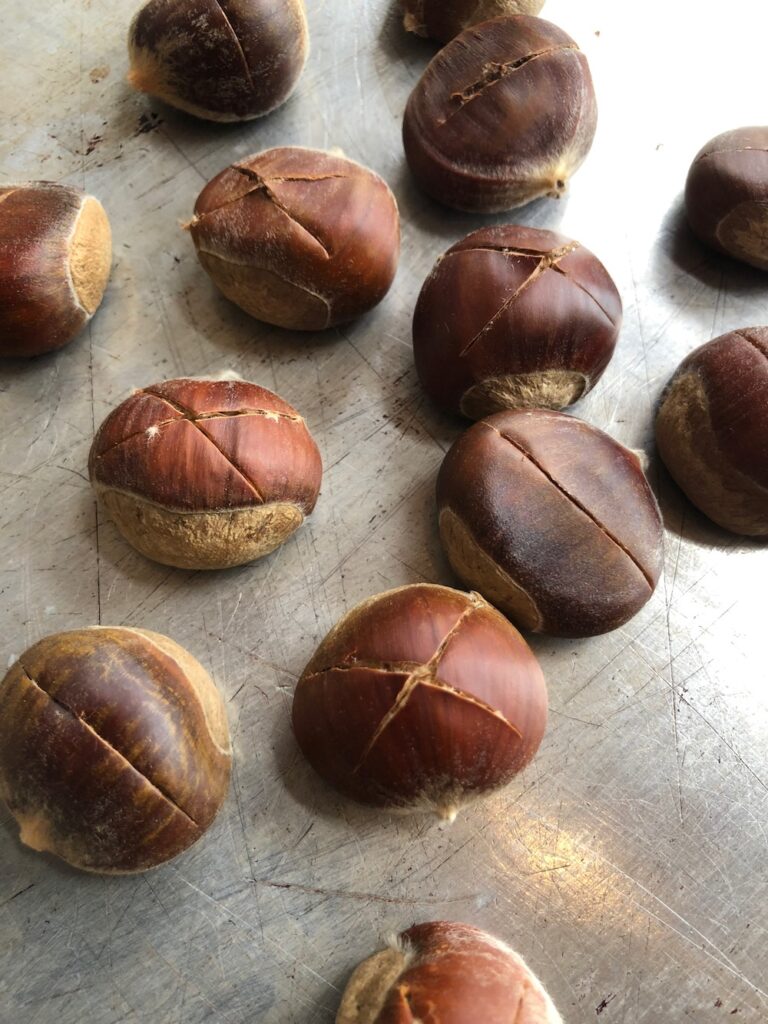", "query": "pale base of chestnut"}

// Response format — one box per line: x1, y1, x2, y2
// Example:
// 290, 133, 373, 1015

97, 486, 306, 569
459, 369, 588, 420
69, 196, 112, 316
715, 200, 768, 271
